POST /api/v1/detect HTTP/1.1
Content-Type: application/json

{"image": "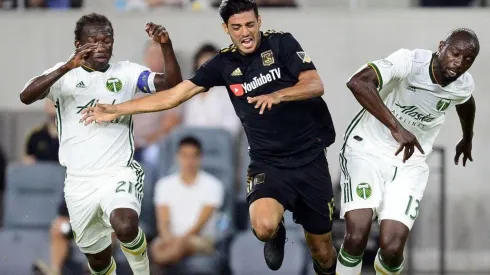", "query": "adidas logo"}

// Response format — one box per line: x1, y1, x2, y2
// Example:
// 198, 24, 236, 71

76, 81, 86, 88
231, 67, 242, 76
